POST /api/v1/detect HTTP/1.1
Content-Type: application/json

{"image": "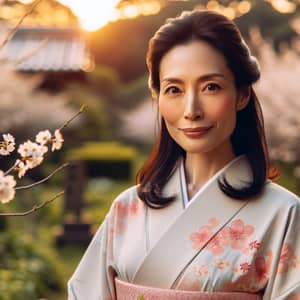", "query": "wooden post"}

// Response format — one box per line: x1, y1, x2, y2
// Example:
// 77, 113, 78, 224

55, 160, 93, 246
